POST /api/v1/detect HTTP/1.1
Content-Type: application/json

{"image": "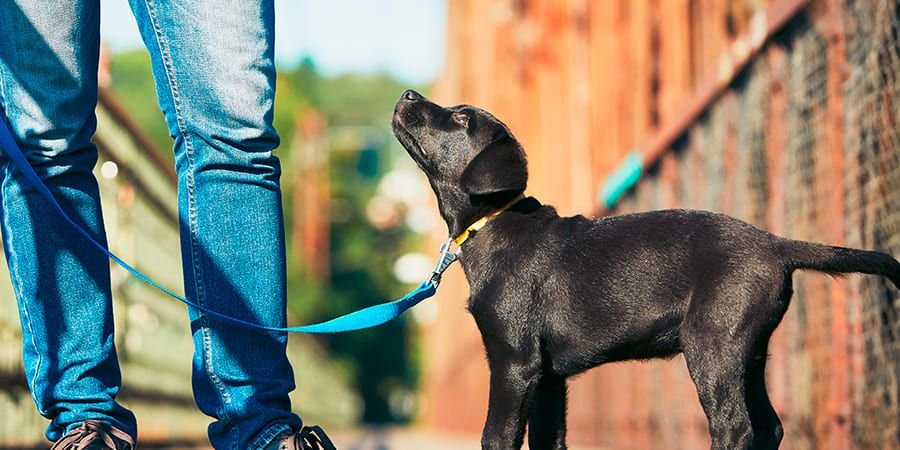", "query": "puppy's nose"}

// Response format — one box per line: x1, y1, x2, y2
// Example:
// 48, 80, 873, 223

401, 89, 421, 102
